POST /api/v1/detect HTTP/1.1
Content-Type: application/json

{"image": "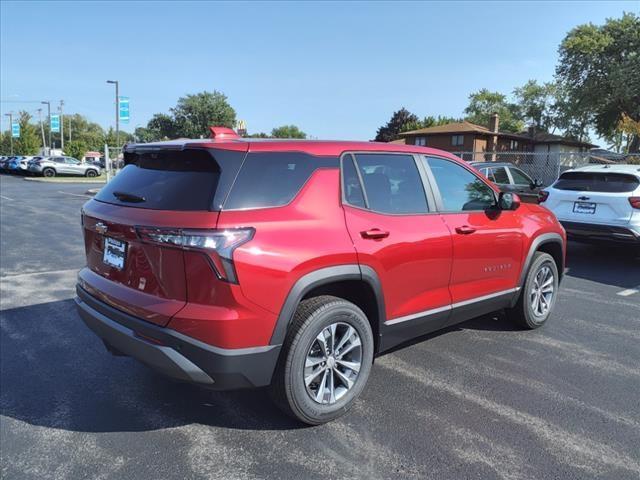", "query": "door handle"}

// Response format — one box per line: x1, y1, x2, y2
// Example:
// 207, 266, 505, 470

455, 225, 477, 235
360, 228, 390, 239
